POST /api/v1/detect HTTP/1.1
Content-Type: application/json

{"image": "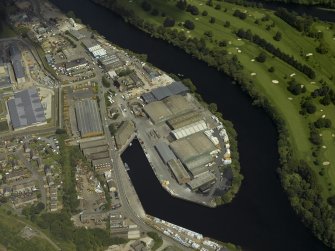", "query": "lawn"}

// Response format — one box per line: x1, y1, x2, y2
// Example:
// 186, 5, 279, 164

0, 209, 58, 251
113, 0, 335, 197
